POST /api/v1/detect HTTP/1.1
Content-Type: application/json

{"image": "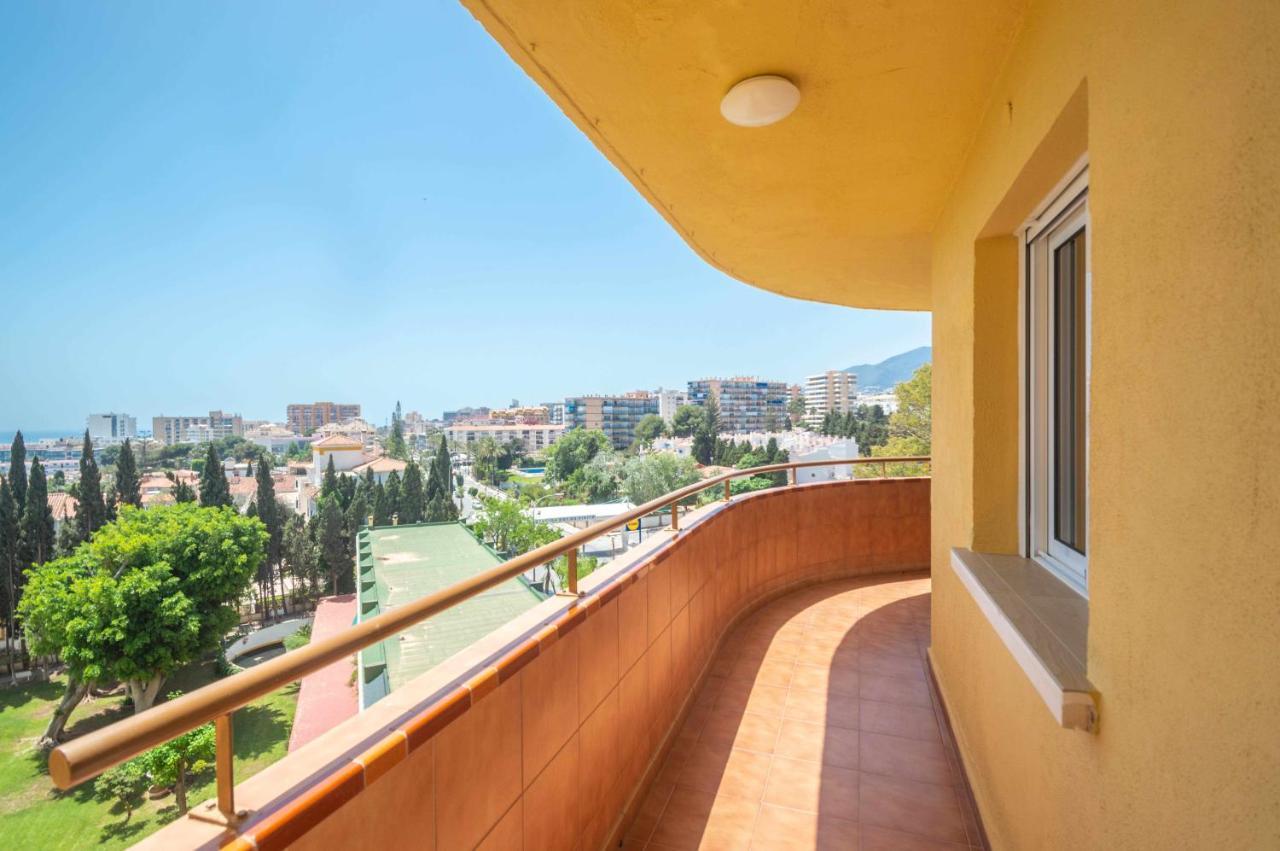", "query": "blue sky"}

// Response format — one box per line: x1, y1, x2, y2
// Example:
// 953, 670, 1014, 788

0, 1, 929, 433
